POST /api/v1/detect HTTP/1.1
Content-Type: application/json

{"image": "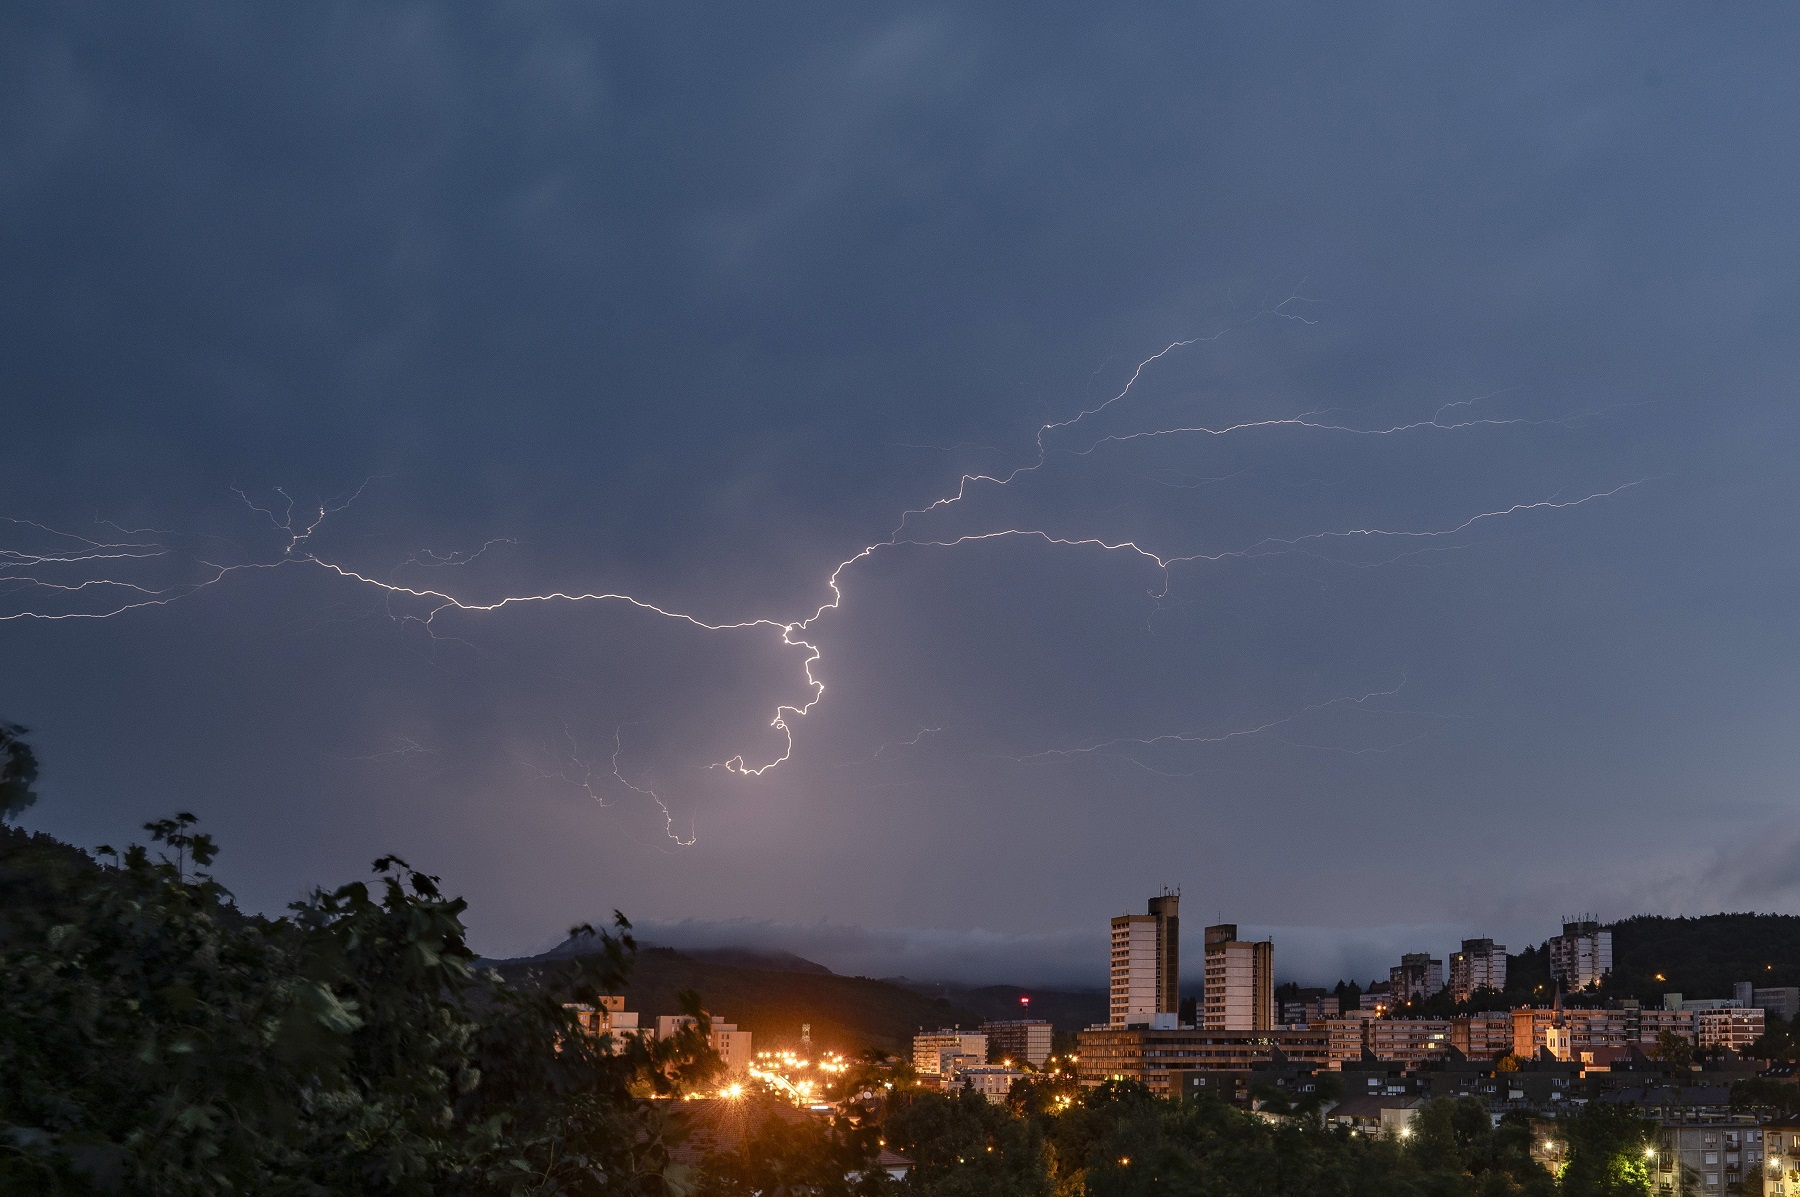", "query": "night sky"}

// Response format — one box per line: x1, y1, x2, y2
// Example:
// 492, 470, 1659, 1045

5, 4, 1799, 987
